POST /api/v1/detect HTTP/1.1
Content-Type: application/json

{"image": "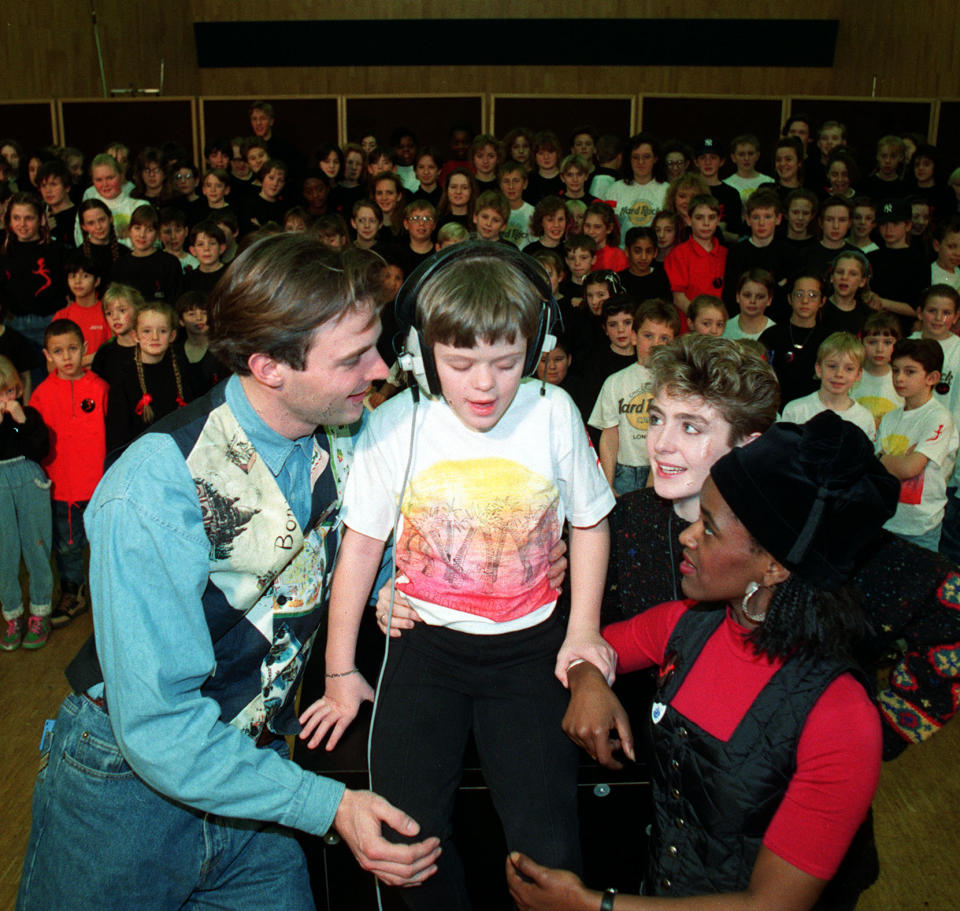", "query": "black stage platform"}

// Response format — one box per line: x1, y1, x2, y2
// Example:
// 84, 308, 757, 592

293, 614, 654, 910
